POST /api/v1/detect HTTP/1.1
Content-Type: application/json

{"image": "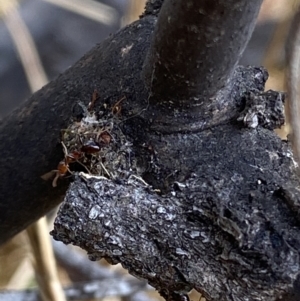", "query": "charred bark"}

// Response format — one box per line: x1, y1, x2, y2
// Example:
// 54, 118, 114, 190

0, 3, 157, 245
143, 0, 262, 101
1, 0, 300, 300
51, 92, 300, 300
